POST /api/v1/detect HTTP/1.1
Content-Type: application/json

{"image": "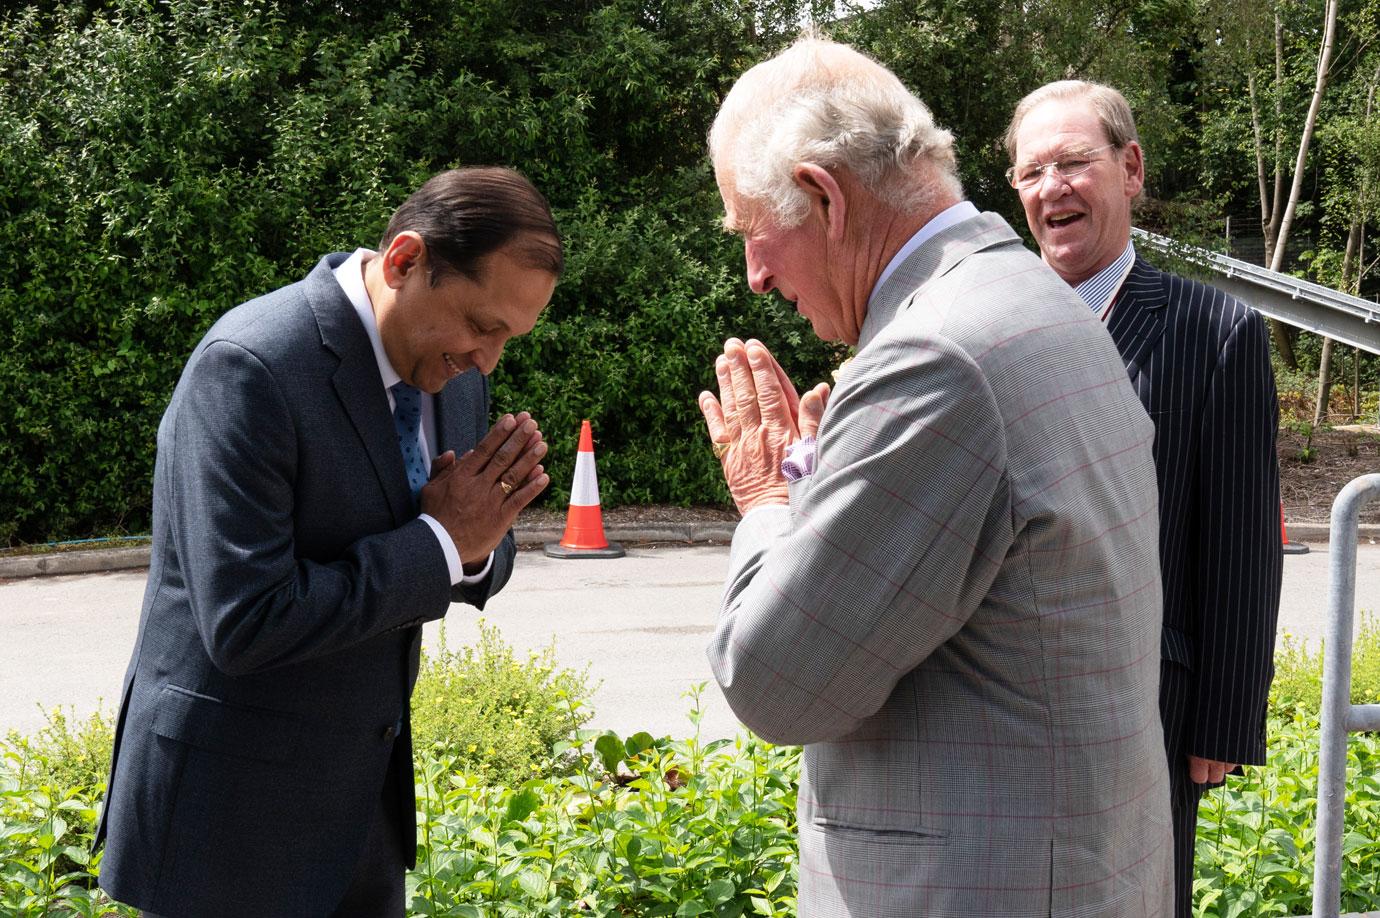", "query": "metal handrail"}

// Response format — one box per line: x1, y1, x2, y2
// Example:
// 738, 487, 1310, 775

1132, 228, 1380, 355
1311, 473, 1380, 917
